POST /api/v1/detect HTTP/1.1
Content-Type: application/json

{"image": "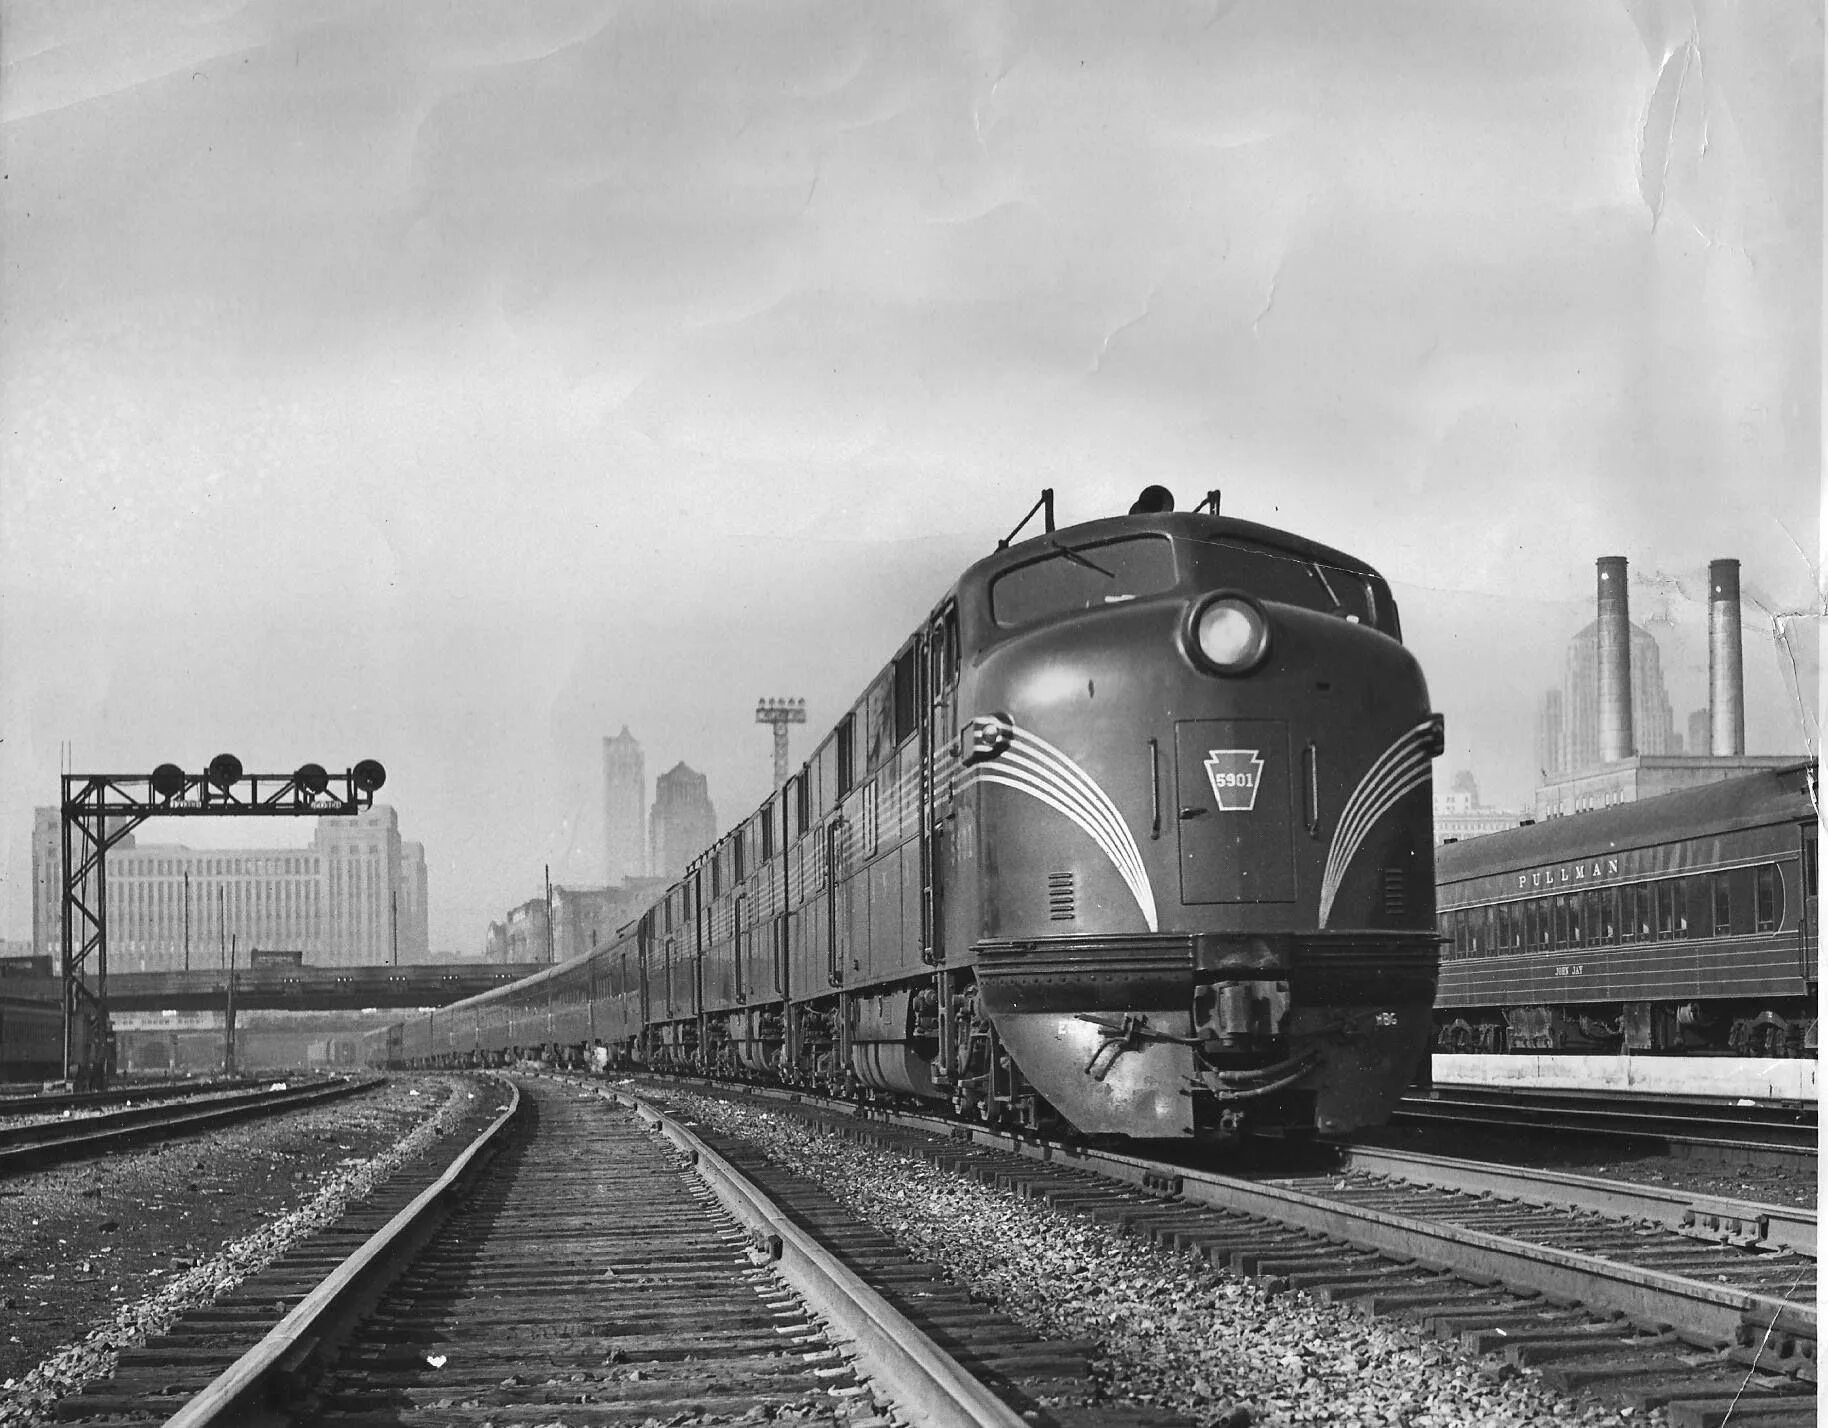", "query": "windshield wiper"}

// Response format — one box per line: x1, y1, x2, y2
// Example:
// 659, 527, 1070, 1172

1046, 538, 1115, 578
1307, 560, 1343, 612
